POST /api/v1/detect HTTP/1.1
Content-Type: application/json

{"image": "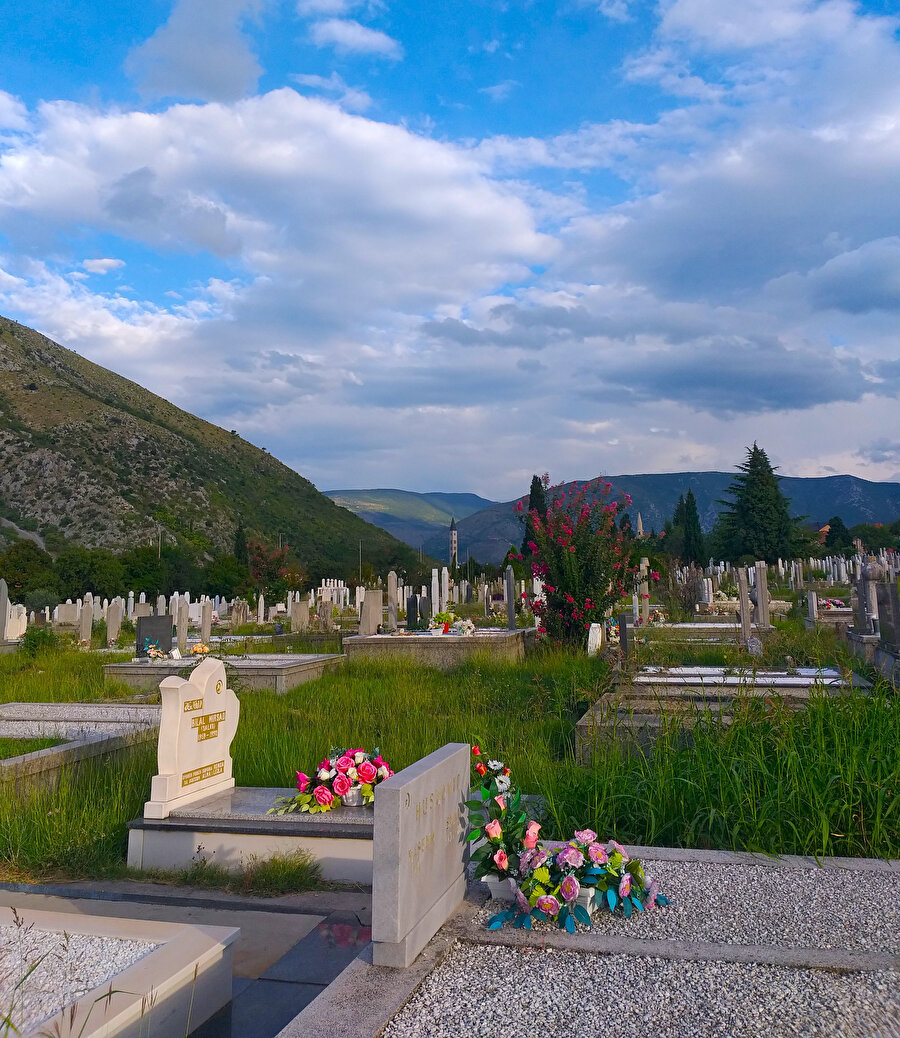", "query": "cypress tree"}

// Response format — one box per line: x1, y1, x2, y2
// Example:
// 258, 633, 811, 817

233, 520, 248, 565
682, 489, 704, 564
521, 474, 548, 558
717, 443, 792, 563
